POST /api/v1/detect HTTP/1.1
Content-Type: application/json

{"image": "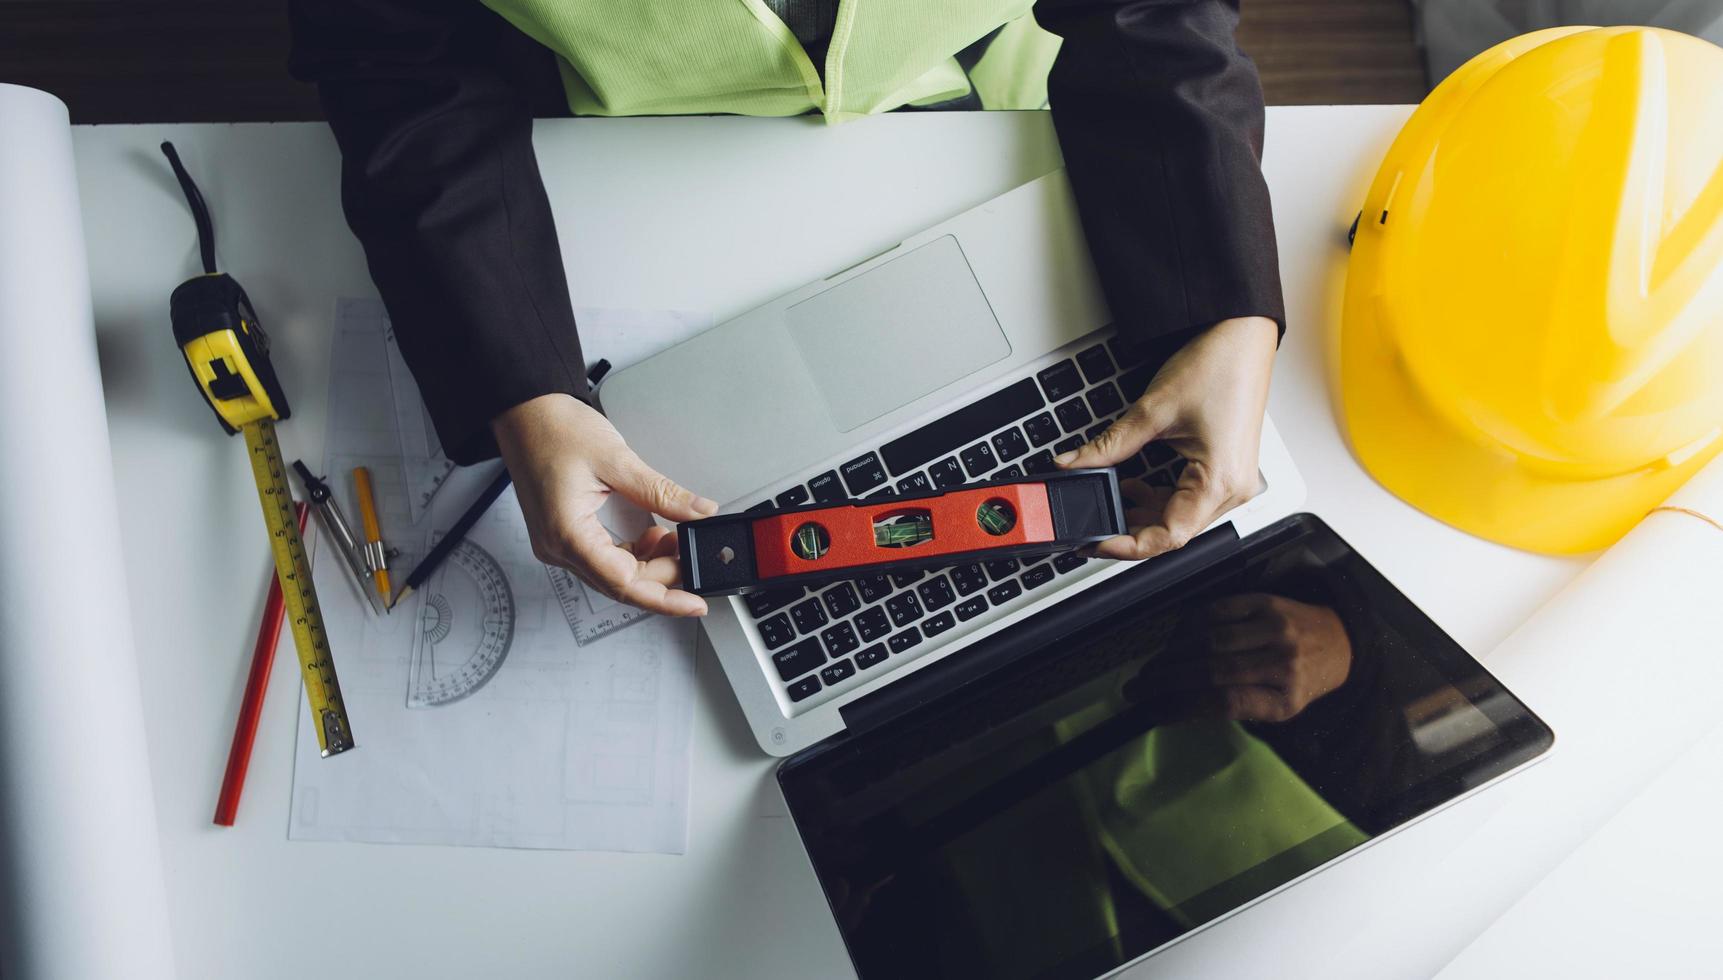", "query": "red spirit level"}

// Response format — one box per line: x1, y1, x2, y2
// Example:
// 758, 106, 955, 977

680, 469, 1126, 596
